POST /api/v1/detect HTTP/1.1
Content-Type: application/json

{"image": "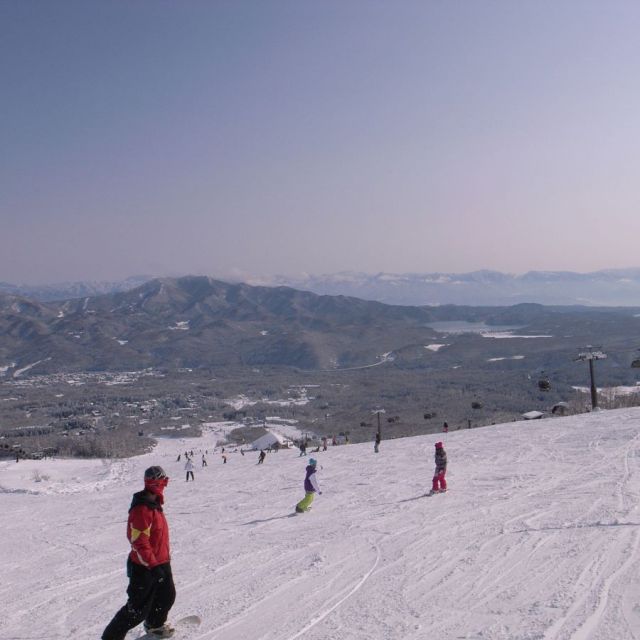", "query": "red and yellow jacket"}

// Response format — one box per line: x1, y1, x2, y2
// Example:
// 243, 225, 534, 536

127, 491, 171, 568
